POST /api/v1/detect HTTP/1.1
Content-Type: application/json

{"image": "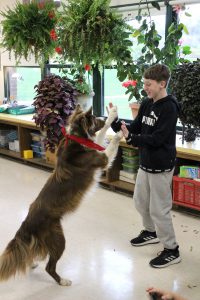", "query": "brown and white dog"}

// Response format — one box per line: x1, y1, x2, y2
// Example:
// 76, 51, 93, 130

0, 105, 122, 286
